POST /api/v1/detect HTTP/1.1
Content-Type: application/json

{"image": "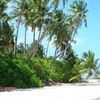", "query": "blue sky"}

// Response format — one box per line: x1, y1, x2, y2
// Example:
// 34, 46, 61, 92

8, 0, 100, 58
72, 0, 100, 58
